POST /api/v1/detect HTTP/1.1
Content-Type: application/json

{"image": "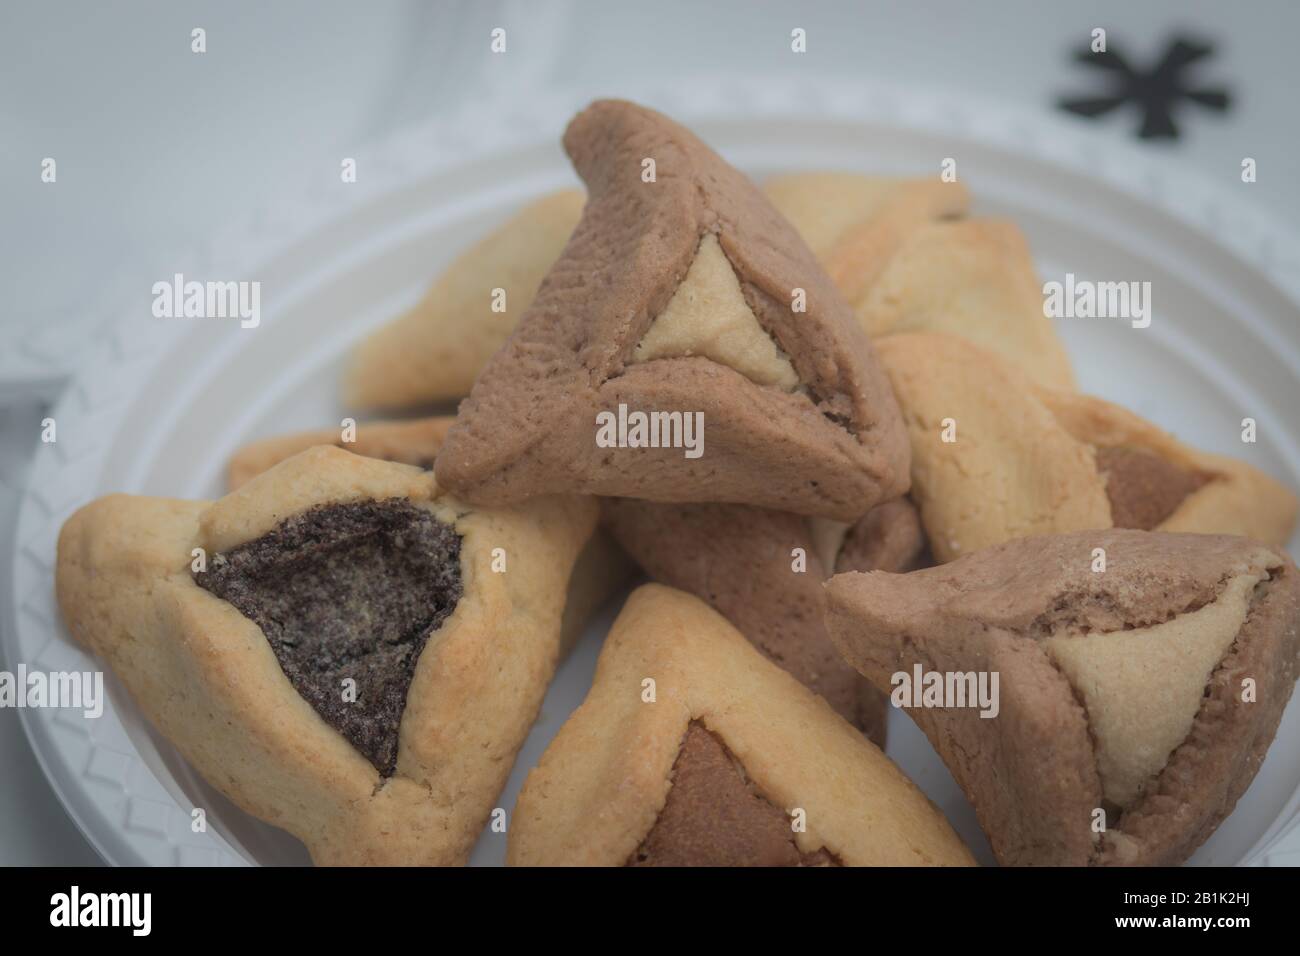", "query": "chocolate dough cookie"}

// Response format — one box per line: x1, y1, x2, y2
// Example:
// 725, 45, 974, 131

876, 332, 1297, 561
824, 529, 1300, 866
833, 497, 930, 575
435, 100, 910, 520
57, 446, 599, 866
507, 584, 974, 866
601, 496, 928, 743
